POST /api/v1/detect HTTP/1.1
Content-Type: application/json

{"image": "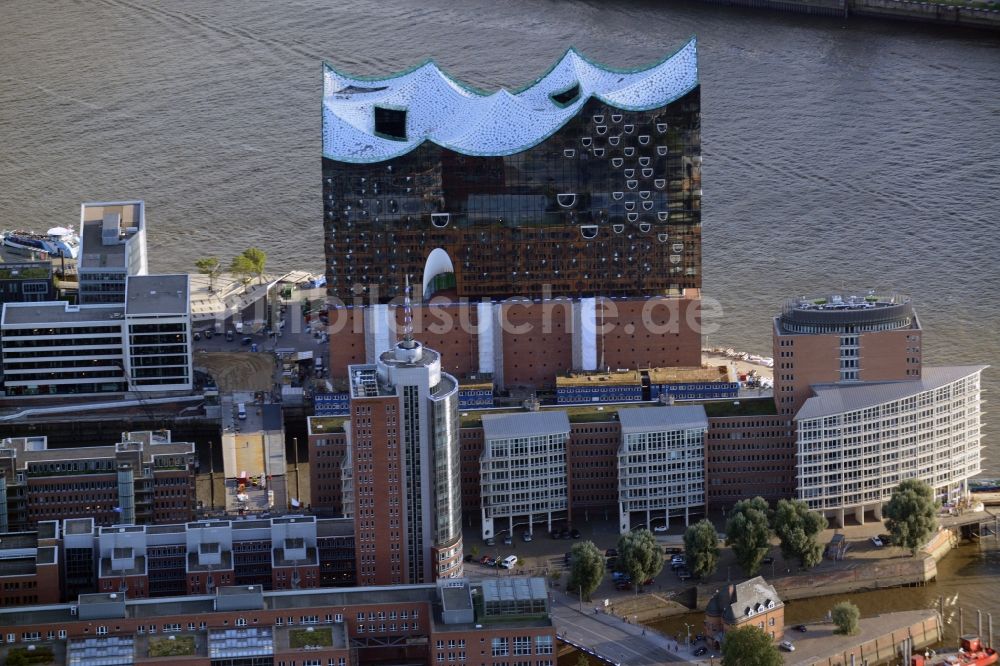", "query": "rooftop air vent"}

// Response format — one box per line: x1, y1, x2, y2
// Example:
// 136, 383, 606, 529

374, 106, 407, 141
